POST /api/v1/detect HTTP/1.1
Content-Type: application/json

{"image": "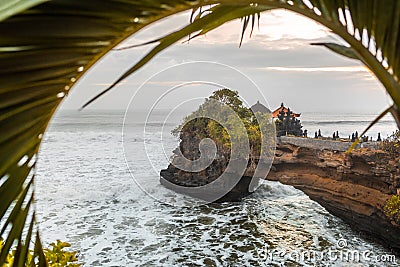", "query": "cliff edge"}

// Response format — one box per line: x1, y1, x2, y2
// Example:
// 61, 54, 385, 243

161, 136, 400, 250
267, 137, 400, 250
